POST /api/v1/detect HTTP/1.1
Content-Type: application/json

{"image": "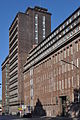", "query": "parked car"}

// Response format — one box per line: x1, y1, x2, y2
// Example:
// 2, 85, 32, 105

23, 113, 32, 118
